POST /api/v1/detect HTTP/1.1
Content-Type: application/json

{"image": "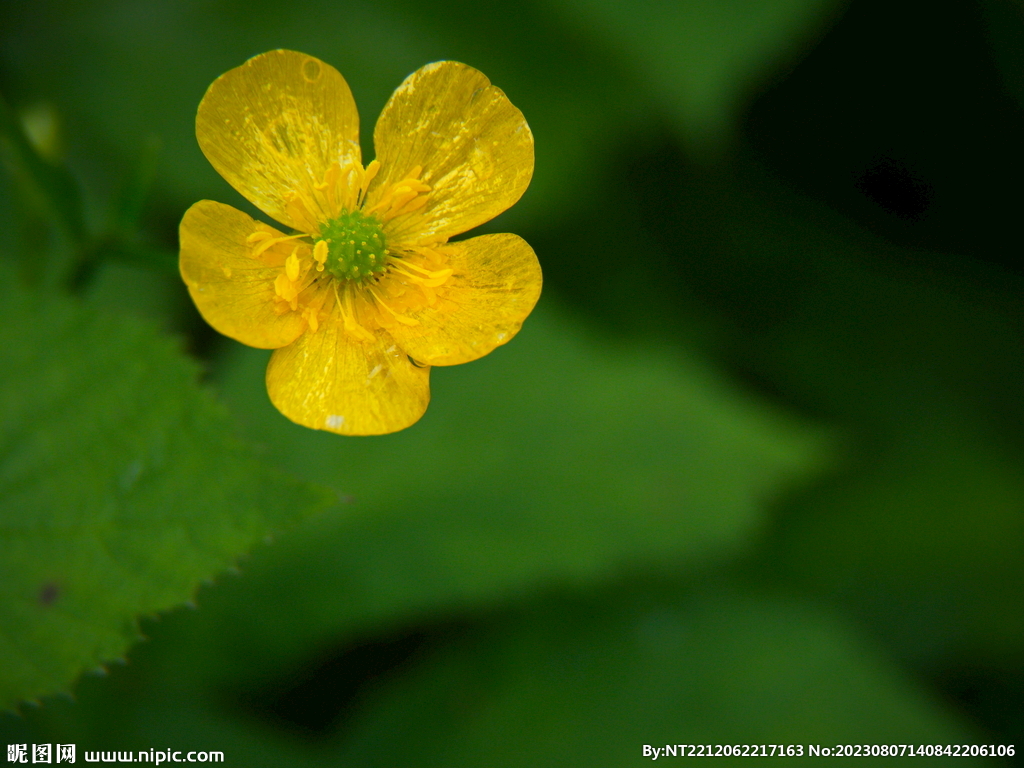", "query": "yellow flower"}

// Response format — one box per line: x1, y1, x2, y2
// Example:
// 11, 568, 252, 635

180, 50, 541, 435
